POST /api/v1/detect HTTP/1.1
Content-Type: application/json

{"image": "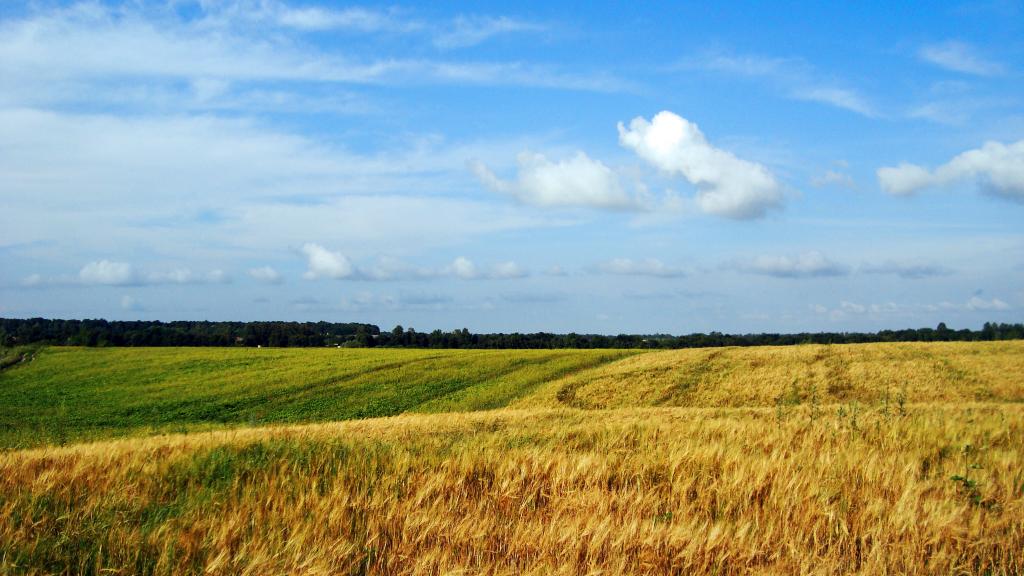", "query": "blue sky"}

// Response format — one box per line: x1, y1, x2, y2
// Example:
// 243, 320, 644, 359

1, 0, 1022, 333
